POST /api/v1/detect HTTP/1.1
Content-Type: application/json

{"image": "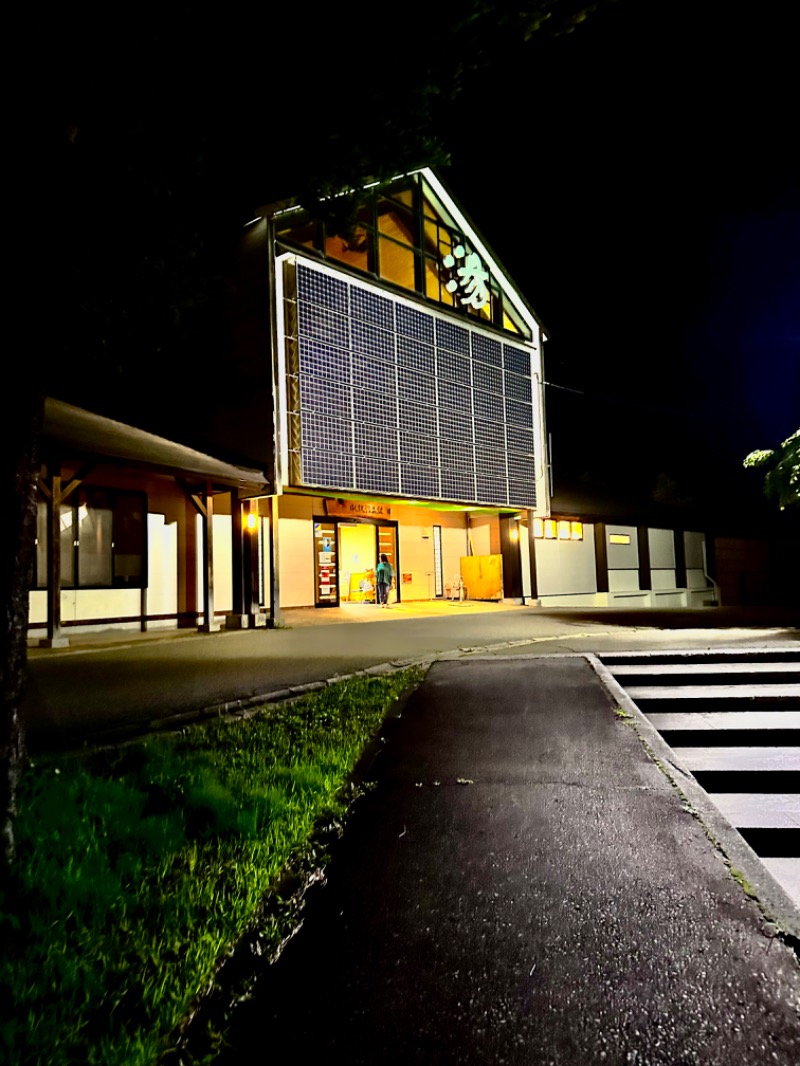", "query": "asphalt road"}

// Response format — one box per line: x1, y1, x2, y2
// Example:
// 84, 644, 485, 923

23, 605, 800, 750
213, 656, 800, 1066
